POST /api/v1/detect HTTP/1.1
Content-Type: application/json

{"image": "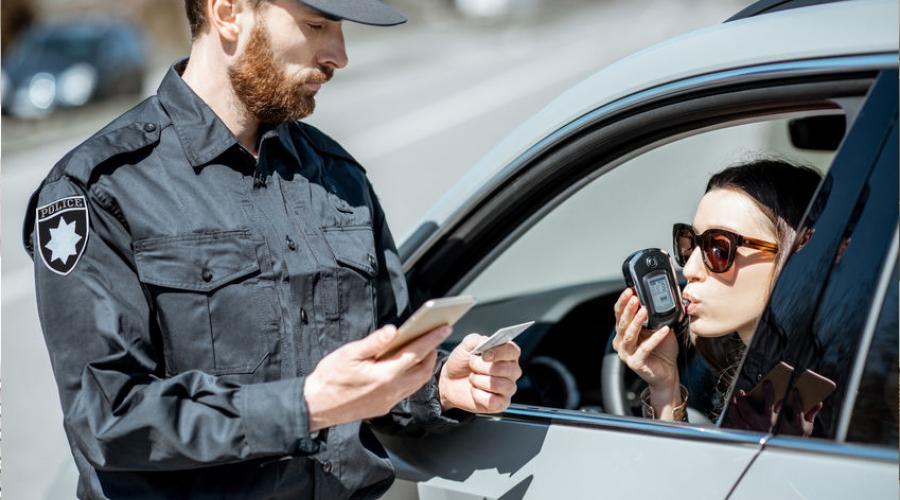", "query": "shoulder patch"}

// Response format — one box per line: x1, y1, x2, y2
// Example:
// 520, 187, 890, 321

35, 195, 90, 275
